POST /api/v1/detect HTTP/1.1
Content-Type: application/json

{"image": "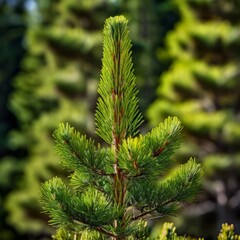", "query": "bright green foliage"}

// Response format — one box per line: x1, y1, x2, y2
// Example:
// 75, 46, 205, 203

41, 16, 202, 239
218, 224, 240, 240
52, 228, 103, 240
95, 16, 143, 144
121, 0, 179, 111
152, 222, 239, 240
154, 222, 202, 240
5, 0, 120, 235
148, 0, 240, 237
